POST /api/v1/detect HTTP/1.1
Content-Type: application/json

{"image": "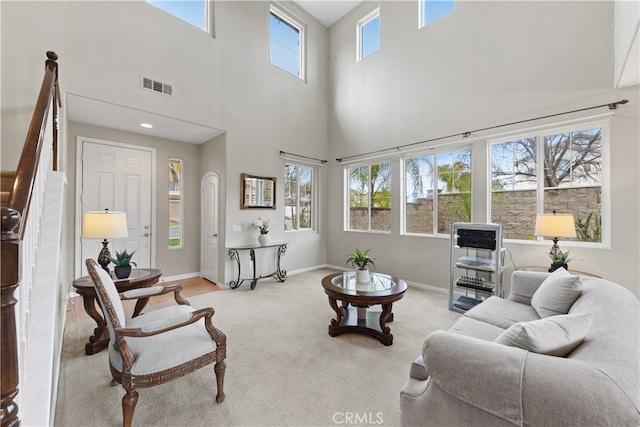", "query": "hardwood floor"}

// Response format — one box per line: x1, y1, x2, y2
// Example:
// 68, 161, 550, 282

65, 276, 221, 324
